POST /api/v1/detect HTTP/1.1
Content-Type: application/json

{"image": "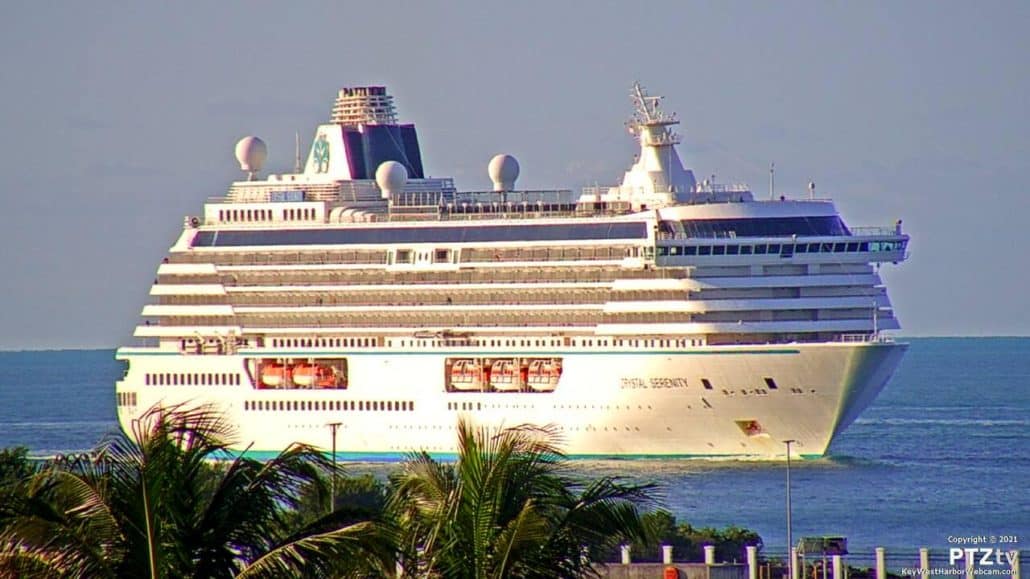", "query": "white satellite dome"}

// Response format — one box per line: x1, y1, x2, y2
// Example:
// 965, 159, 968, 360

375, 161, 408, 199
488, 154, 519, 191
234, 136, 268, 177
